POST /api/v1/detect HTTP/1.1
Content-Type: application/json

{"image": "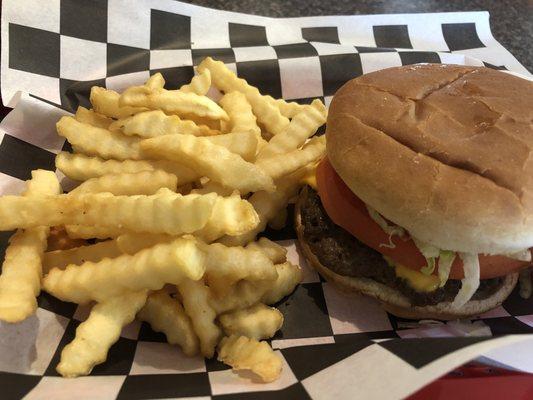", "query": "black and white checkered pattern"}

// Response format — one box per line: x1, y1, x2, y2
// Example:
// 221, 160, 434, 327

1, 1, 533, 399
